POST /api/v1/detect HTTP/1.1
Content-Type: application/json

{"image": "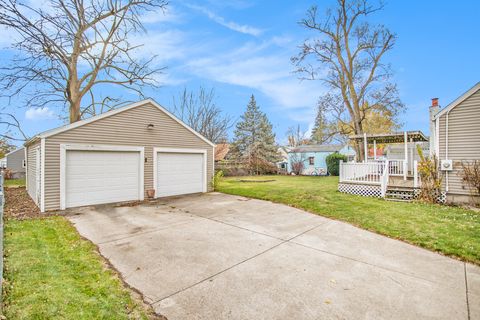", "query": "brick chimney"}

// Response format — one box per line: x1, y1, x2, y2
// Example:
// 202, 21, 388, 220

429, 98, 440, 156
